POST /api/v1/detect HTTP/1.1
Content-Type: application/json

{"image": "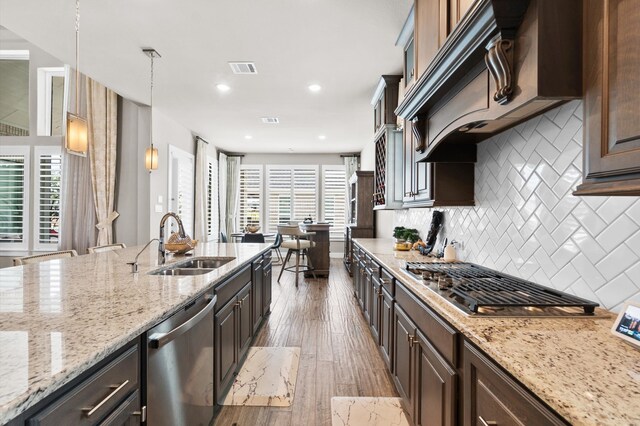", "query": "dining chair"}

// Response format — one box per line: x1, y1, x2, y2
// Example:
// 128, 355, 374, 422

241, 233, 265, 243
220, 232, 228, 243
277, 225, 317, 287
13, 250, 78, 266
87, 243, 126, 254
272, 232, 284, 265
